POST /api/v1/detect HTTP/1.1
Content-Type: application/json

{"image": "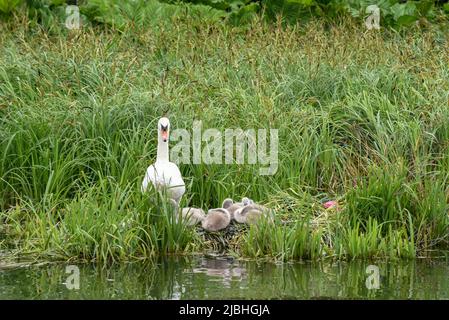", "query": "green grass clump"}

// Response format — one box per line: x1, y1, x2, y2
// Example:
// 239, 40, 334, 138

344, 163, 448, 253
0, 8, 448, 262
241, 219, 324, 261
1, 180, 199, 262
